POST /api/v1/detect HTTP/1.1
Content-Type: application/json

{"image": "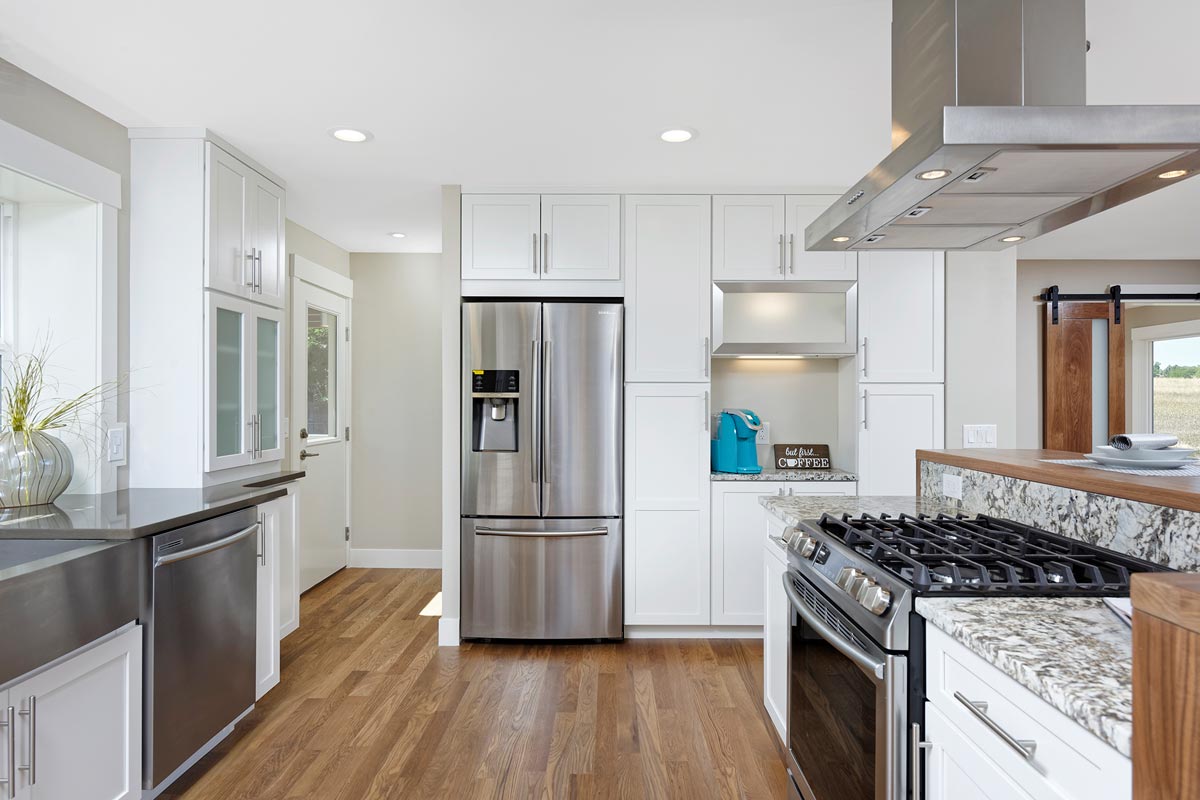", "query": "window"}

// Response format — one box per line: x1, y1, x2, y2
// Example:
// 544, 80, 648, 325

1132, 317, 1200, 448
305, 305, 338, 439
